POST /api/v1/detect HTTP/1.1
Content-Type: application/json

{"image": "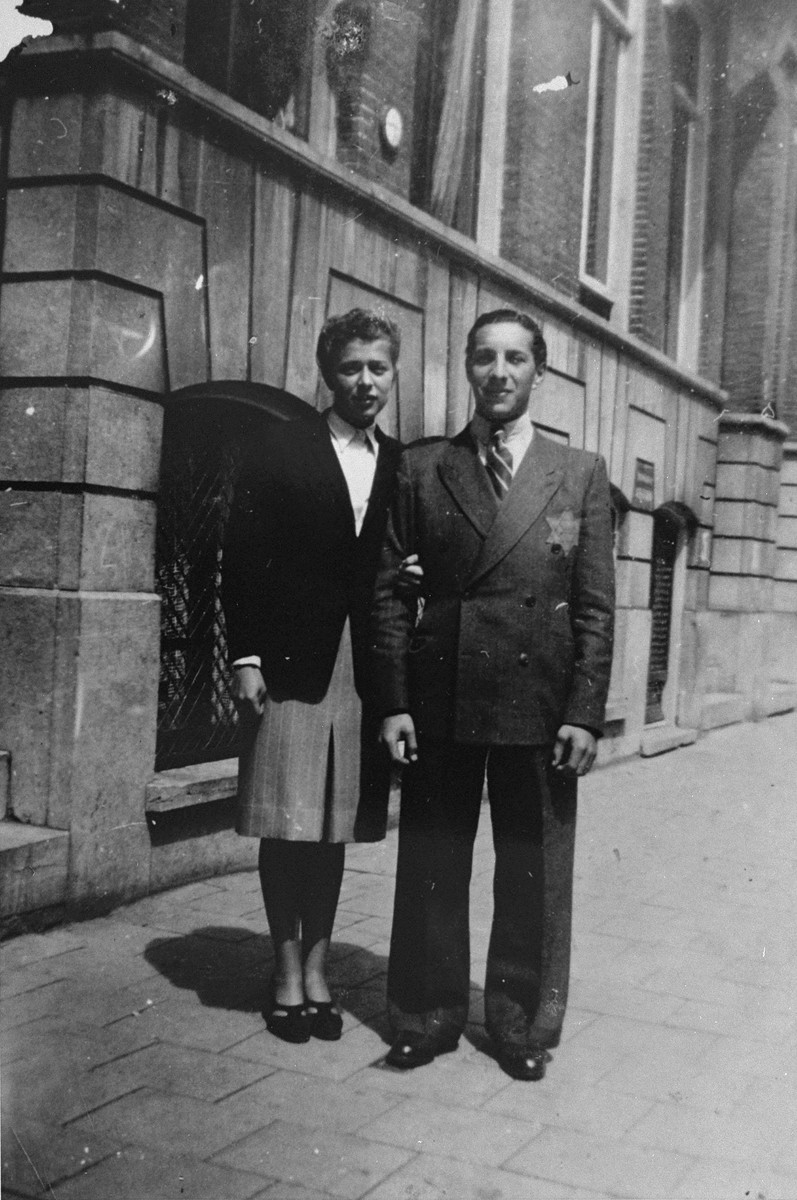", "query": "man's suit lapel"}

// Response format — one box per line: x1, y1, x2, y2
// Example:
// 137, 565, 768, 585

465, 432, 564, 588
437, 430, 498, 539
